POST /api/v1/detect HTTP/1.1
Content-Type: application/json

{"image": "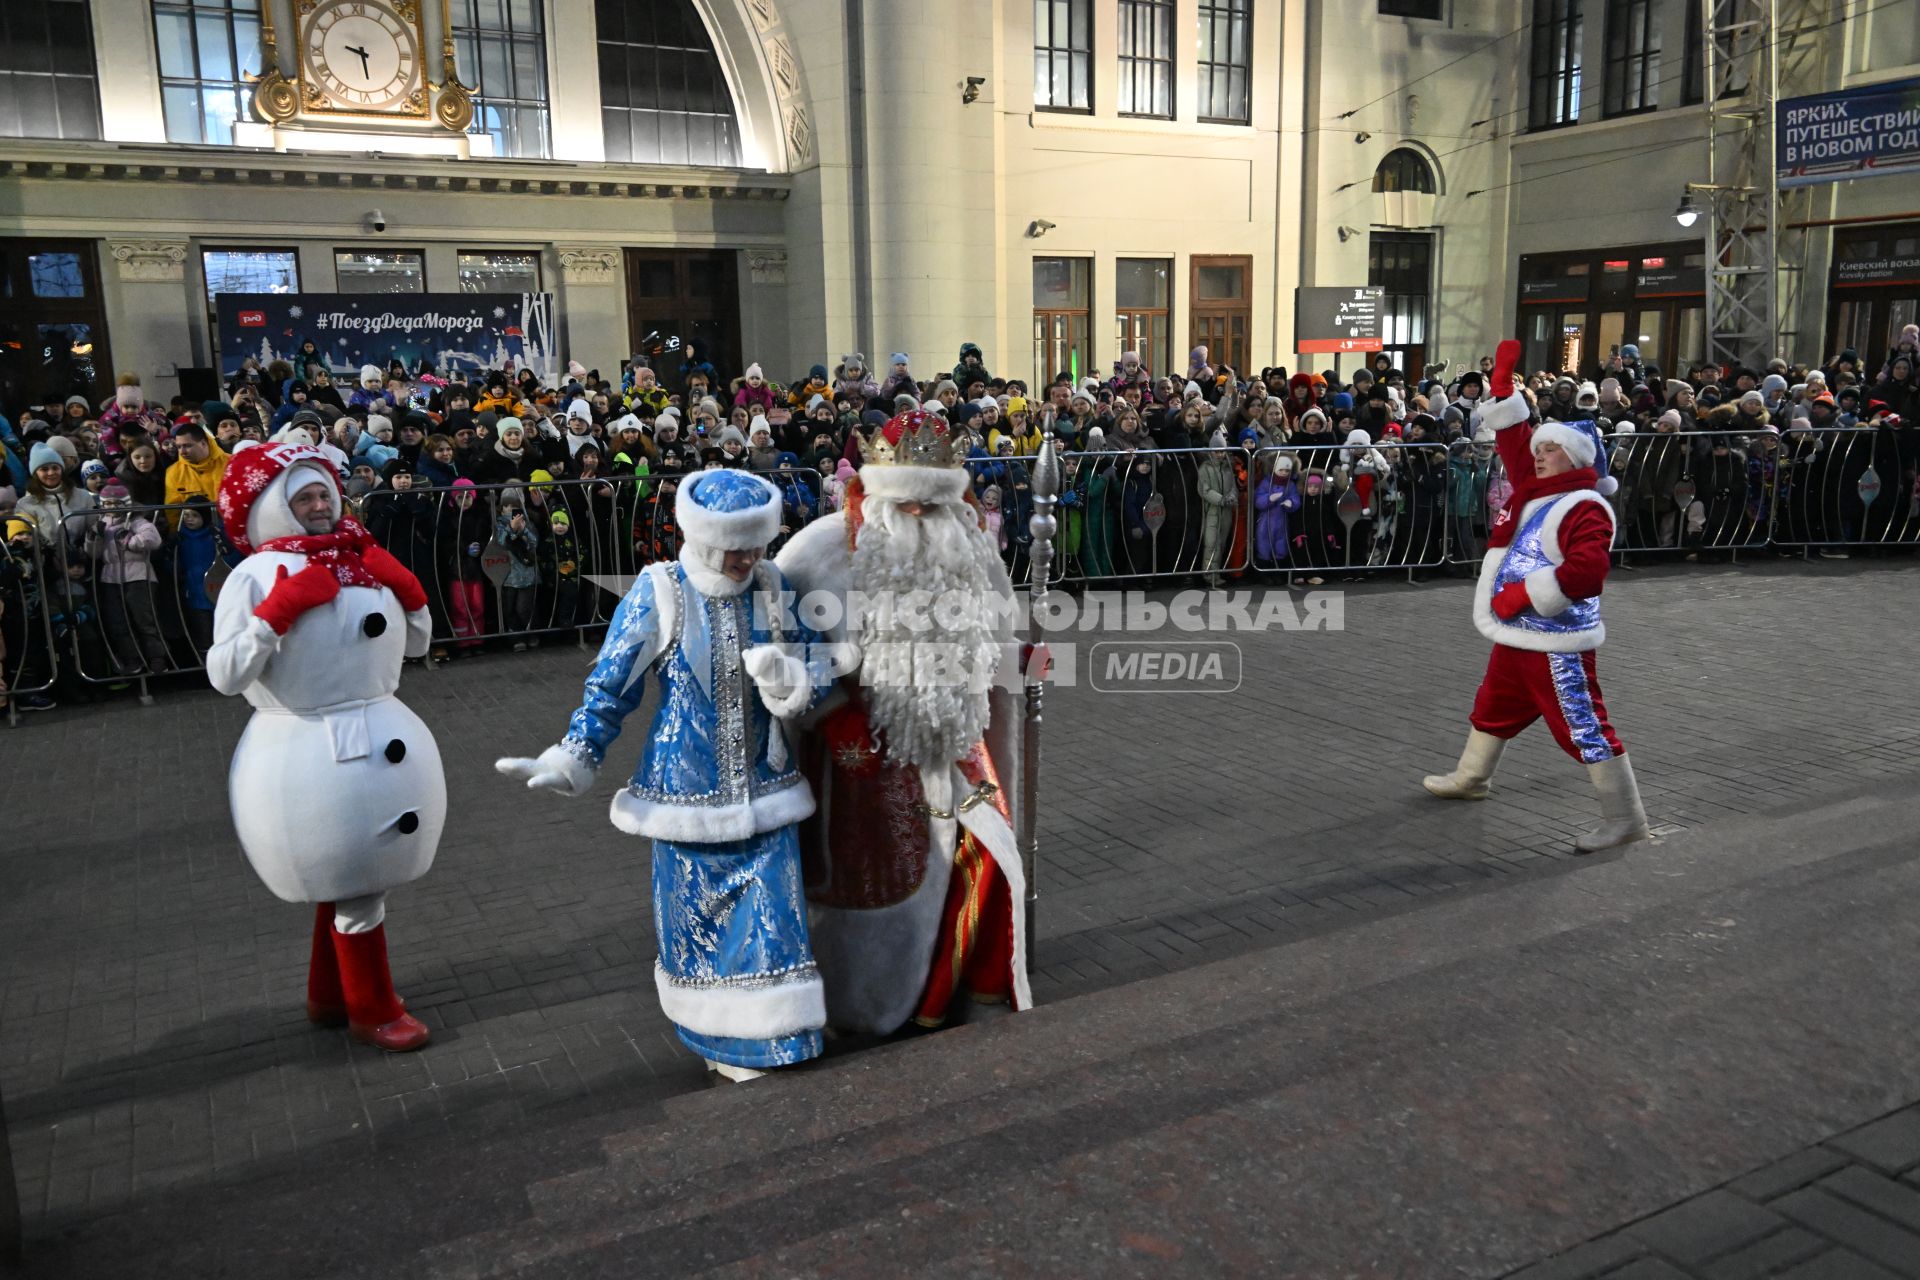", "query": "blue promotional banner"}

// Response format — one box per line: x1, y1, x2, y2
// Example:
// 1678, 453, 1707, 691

215, 292, 557, 382
1776, 77, 1920, 189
